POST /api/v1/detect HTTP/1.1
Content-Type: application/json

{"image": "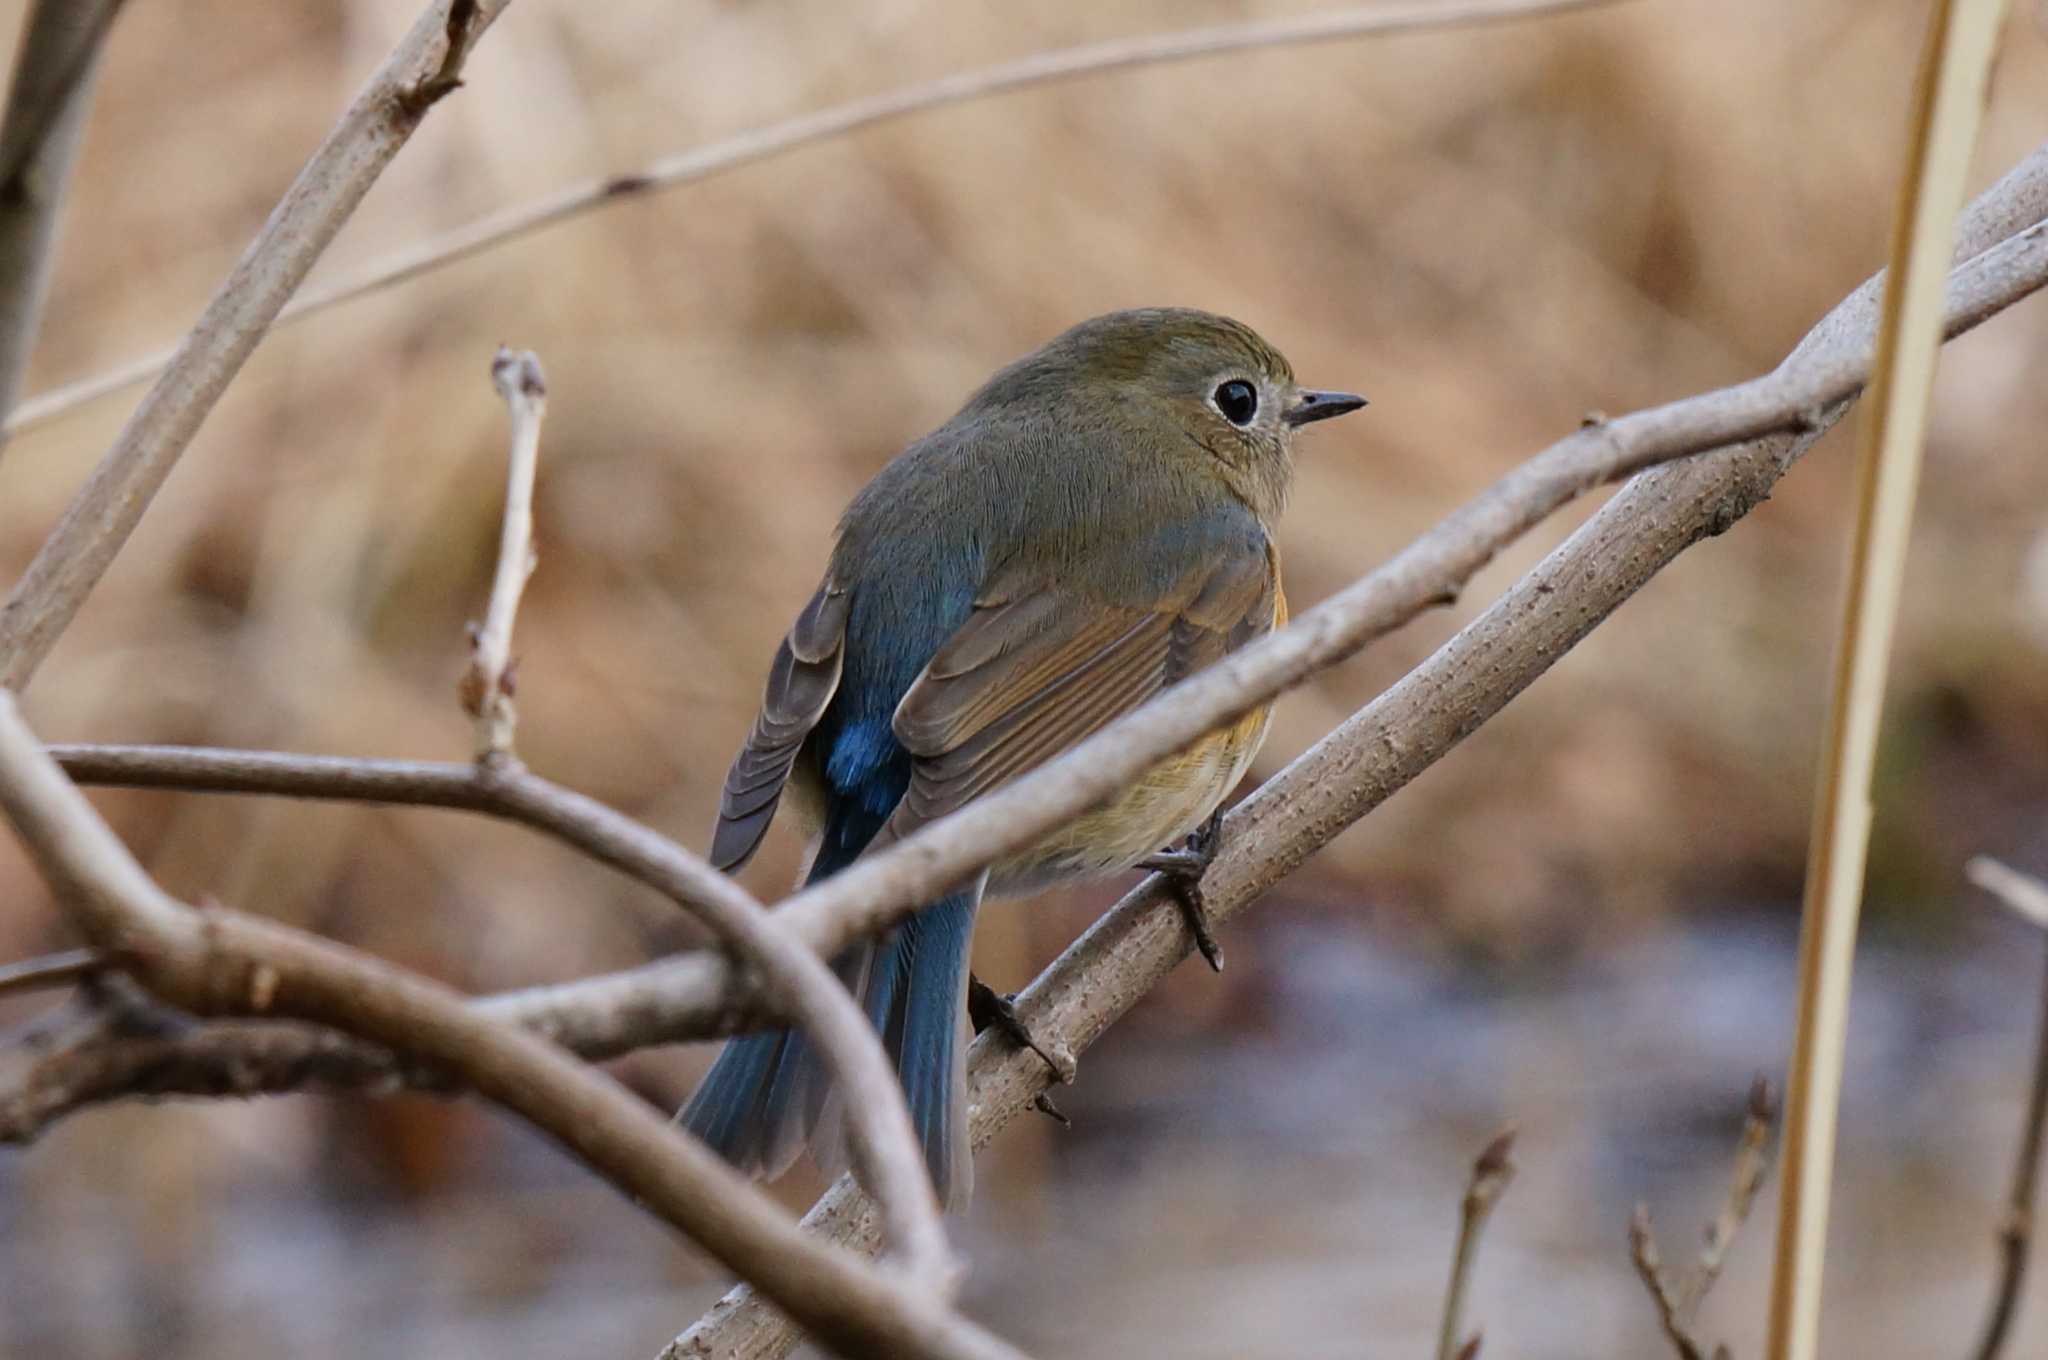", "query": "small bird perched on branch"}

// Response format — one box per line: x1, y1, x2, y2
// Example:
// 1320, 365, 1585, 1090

681, 308, 1365, 1207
